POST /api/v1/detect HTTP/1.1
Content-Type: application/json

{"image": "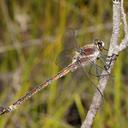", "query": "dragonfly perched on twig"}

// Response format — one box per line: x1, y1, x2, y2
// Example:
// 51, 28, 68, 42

0, 39, 109, 115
